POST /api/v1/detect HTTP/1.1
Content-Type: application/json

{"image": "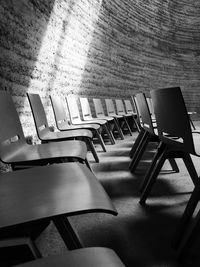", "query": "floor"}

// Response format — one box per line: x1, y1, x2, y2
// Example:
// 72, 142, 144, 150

5, 122, 200, 266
